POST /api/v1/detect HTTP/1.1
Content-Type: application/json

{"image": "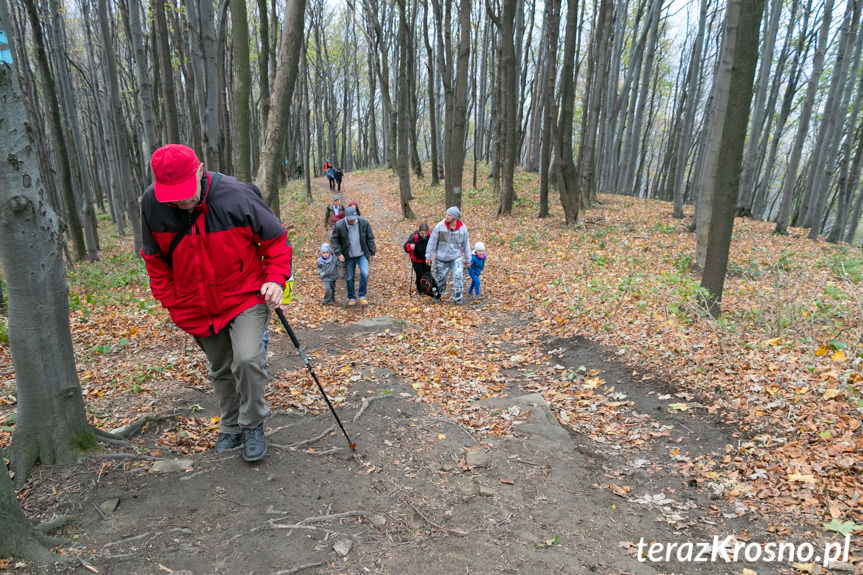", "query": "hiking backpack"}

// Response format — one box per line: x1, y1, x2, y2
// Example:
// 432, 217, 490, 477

419, 271, 440, 298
